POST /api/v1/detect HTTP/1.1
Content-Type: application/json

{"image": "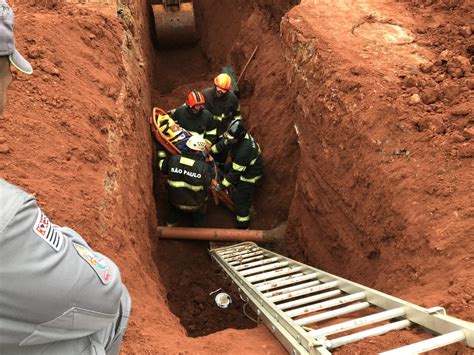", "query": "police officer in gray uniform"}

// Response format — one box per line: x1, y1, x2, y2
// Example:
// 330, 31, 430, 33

0, 179, 131, 354
1, 0, 33, 114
